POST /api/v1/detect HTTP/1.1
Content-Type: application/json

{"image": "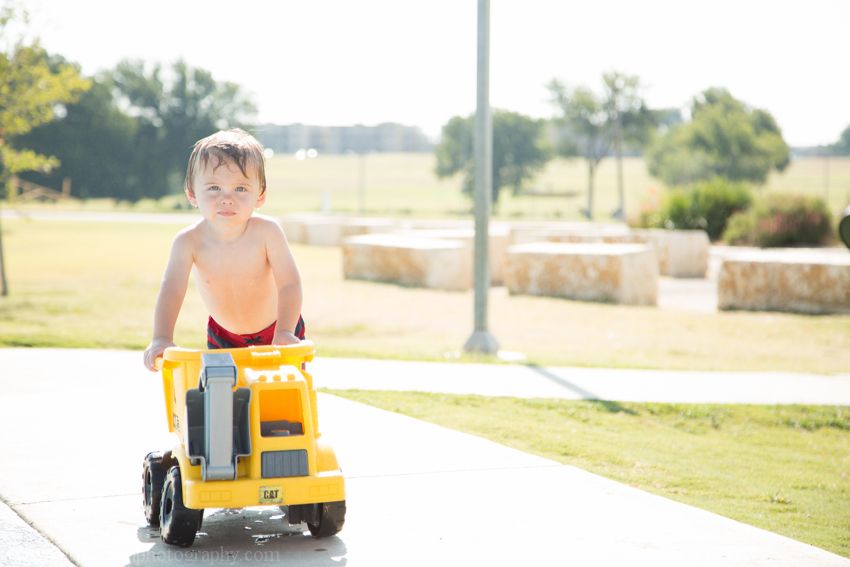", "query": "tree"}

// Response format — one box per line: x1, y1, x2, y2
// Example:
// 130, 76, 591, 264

548, 73, 653, 219
602, 72, 654, 218
829, 124, 850, 156
108, 59, 257, 200
646, 88, 790, 186
16, 58, 258, 202
0, 2, 89, 295
435, 110, 551, 204
15, 66, 138, 200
